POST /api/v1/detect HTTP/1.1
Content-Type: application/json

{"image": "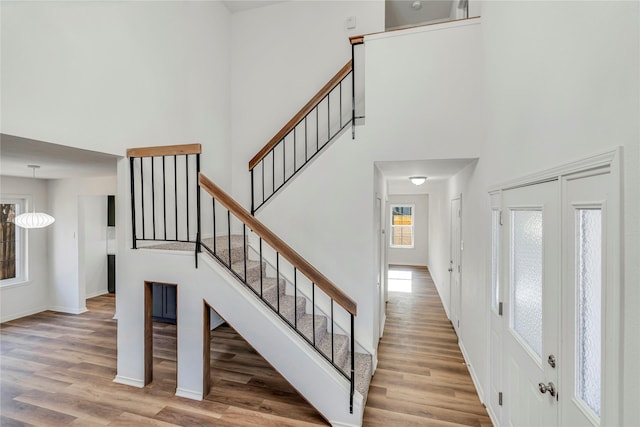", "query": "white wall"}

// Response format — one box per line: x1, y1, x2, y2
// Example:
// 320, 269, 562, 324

49, 176, 116, 313
479, 2, 639, 423
257, 20, 483, 354
79, 196, 109, 299
0, 1, 231, 186
230, 0, 385, 207
0, 176, 50, 322
387, 194, 429, 266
